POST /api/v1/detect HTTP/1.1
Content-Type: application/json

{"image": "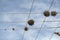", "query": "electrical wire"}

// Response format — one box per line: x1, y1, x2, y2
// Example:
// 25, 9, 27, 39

22, 0, 35, 40
34, 0, 55, 40
48, 0, 60, 40
49, 0, 54, 10
0, 11, 60, 14
34, 17, 46, 40
1, 20, 60, 23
